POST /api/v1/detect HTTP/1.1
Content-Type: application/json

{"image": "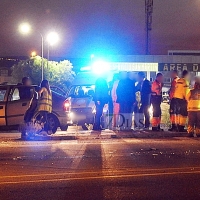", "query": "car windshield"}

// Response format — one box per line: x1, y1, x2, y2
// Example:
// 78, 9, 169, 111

50, 86, 67, 97
68, 85, 95, 97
